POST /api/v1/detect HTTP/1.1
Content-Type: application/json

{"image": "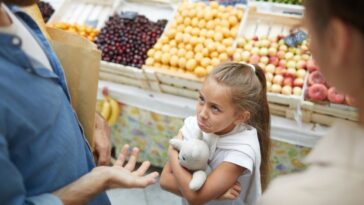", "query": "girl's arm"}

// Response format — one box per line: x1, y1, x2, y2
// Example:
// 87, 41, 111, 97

160, 161, 182, 196
169, 147, 245, 205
